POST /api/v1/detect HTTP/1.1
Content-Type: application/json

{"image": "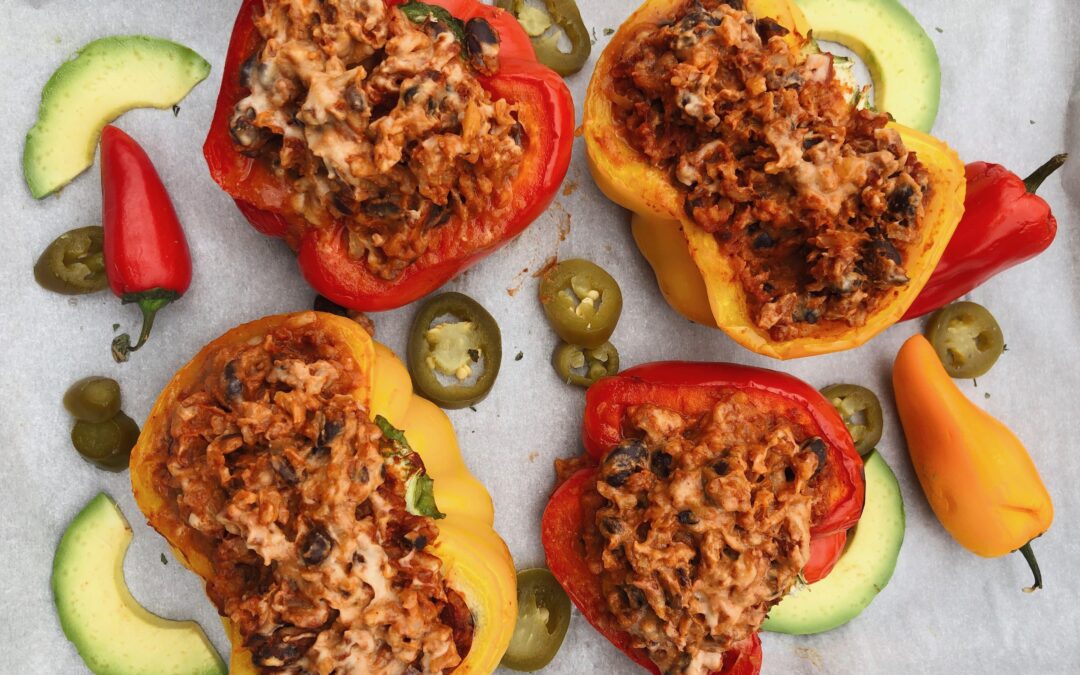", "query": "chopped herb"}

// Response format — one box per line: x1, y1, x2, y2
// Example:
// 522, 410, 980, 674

934, 26, 943, 33
591, 27, 598, 45
469, 405, 478, 412
172, 104, 180, 117
515, 351, 524, 361
405, 472, 446, 519
603, 28, 615, 36
375, 414, 413, 455
972, 378, 978, 387
1029, 120, 1035, 125
399, 1, 466, 43
112, 323, 120, 332
984, 392, 991, 399
1002, 344, 1009, 352
160, 553, 168, 565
